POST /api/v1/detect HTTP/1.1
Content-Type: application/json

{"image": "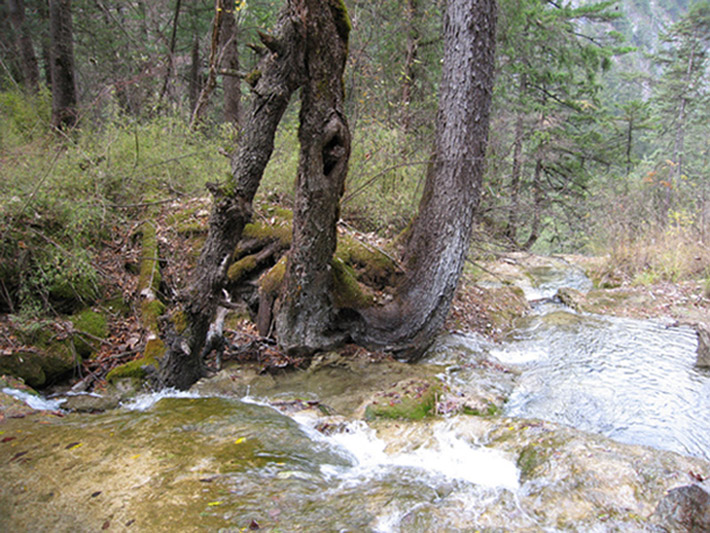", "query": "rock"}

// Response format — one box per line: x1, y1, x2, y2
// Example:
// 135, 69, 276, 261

652, 480, 710, 532
60, 393, 120, 413
555, 287, 585, 311
696, 324, 710, 368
